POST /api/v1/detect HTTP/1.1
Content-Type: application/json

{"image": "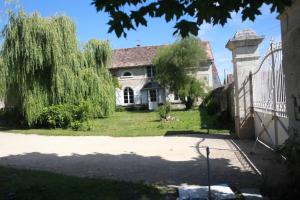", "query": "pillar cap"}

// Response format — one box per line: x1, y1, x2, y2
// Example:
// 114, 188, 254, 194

226, 29, 264, 51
